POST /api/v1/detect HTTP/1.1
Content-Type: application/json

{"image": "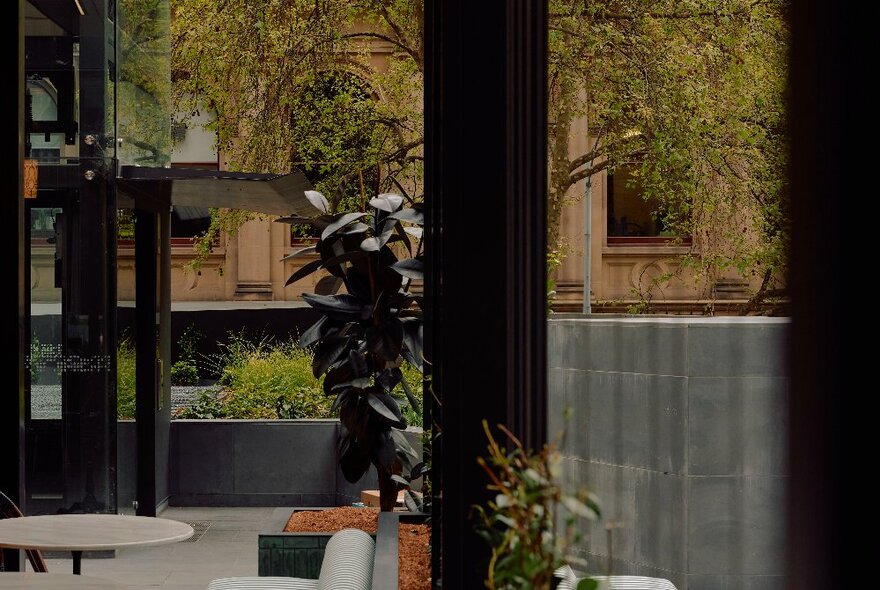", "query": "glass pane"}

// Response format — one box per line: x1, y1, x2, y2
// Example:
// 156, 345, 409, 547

24, 0, 118, 515
116, 0, 171, 167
